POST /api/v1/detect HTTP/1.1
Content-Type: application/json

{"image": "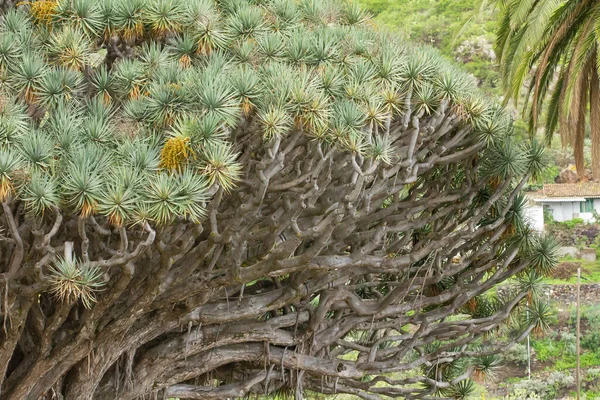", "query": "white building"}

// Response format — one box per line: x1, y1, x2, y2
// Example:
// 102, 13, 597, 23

529, 183, 600, 225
